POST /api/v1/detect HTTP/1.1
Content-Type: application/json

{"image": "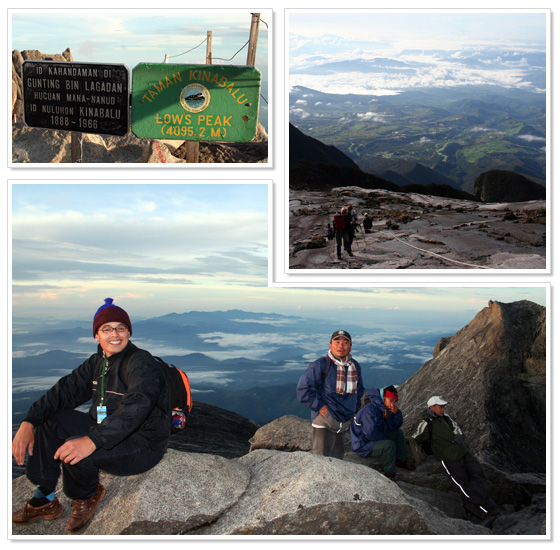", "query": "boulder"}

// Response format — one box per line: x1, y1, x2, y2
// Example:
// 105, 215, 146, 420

192, 450, 490, 536
11, 450, 250, 535
249, 414, 312, 452
168, 400, 259, 459
11, 124, 184, 164
11, 447, 545, 536
247, 415, 544, 511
